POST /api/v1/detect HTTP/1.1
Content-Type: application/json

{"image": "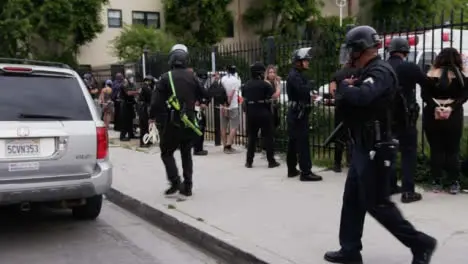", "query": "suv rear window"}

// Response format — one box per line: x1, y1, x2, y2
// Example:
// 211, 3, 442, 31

0, 75, 92, 121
